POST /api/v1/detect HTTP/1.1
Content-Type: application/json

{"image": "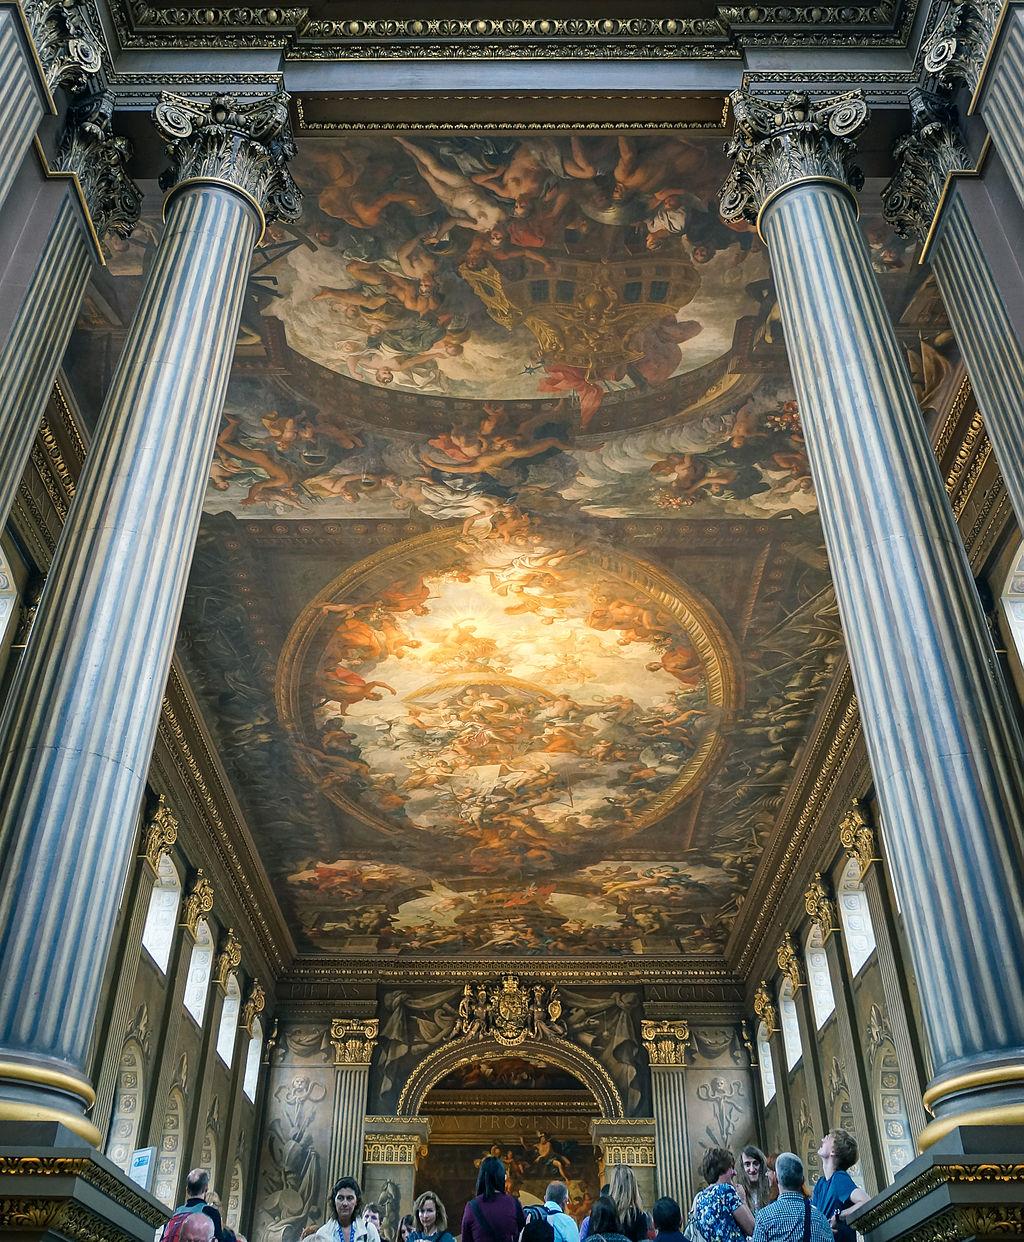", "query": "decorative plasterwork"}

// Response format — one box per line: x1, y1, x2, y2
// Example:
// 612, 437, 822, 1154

883, 90, 971, 244
452, 977, 566, 1047
330, 1017, 379, 1065
721, 89, 869, 227
838, 801, 881, 880
641, 1019, 695, 1066
804, 872, 840, 941
363, 1133, 422, 1165
214, 928, 243, 989
180, 868, 214, 936
600, 1138, 657, 1166
140, 795, 178, 873
54, 90, 142, 242
776, 934, 803, 992
241, 979, 266, 1035
22, 0, 103, 92
921, 0, 1002, 94
753, 980, 778, 1035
